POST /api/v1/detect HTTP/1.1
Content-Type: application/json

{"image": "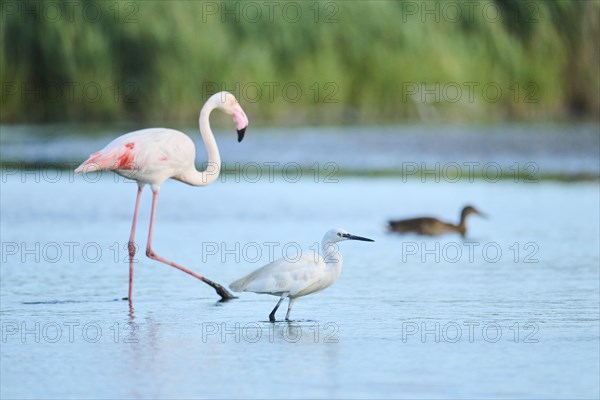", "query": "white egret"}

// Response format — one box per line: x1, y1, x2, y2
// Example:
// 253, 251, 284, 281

229, 228, 374, 321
